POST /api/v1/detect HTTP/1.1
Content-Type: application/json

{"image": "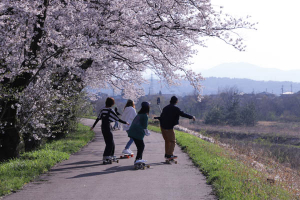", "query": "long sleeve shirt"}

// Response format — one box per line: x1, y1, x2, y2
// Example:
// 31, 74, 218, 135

128, 113, 148, 140
92, 107, 127, 128
159, 104, 193, 129
121, 106, 137, 131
